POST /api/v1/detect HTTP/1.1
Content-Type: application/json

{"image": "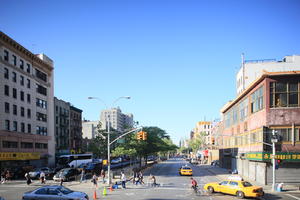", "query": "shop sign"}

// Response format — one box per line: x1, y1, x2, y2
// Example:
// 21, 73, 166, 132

246, 152, 300, 162
0, 152, 40, 161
